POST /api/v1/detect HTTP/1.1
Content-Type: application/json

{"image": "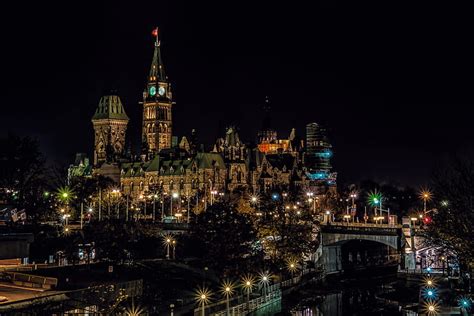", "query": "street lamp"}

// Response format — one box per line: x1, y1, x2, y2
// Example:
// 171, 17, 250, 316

195, 287, 211, 316
286, 258, 298, 283
258, 271, 271, 299
172, 239, 176, 259
150, 194, 158, 222
306, 191, 316, 213
210, 190, 218, 205
419, 188, 432, 213
162, 234, 174, 259
250, 194, 260, 213
220, 281, 235, 316
170, 192, 179, 216
241, 275, 254, 308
